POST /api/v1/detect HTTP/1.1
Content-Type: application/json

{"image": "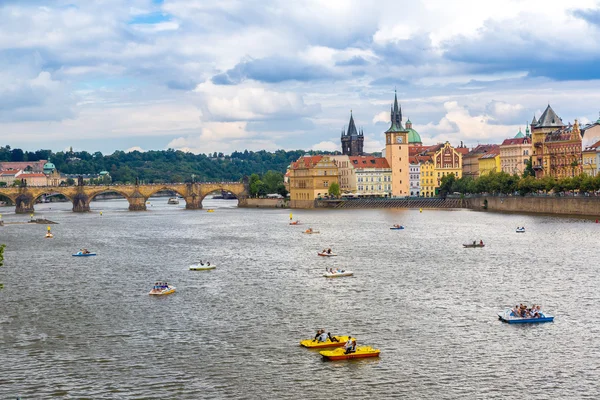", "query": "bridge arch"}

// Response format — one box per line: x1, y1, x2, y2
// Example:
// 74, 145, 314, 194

145, 185, 188, 200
